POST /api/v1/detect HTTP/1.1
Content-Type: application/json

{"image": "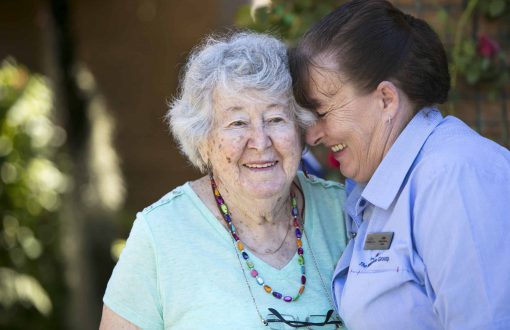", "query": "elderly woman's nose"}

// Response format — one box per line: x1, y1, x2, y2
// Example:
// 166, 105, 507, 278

306, 123, 324, 146
248, 125, 272, 149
